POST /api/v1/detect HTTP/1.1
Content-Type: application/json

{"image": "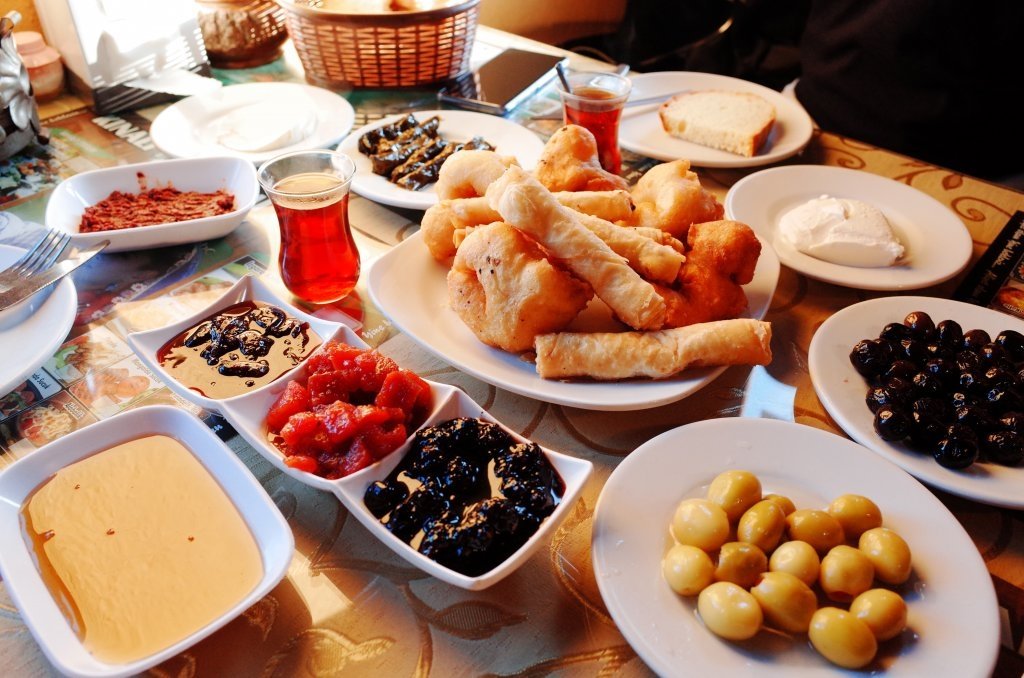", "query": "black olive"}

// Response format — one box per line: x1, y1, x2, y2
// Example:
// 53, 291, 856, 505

963, 328, 992, 351
995, 329, 1024, 362
936, 319, 964, 347
986, 386, 1023, 414
879, 322, 912, 342
866, 386, 896, 413
955, 350, 981, 371
945, 422, 979, 445
983, 431, 1024, 466
923, 358, 957, 388
898, 338, 929, 365
850, 339, 890, 379
884, 360, 919, 382
984, 366, 1016, 391
978, 343, 1007, 364
364, 479, 409, 518
911, 371, 944, 398
874, 406, 911, 442
907, 410, 946, 451
904, 311, 935, 339
912, 397, 952, 424
949, 391, 973, 410
1000, 412, 1024, 434
924, 342, 954, 360
882, 376, 915, 407
934, 435, 979, 469
958, 369, 987, 395
955, 404, 998, 433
